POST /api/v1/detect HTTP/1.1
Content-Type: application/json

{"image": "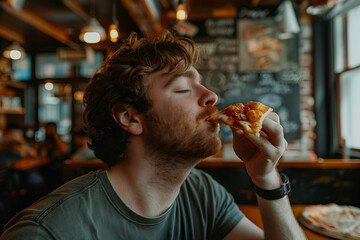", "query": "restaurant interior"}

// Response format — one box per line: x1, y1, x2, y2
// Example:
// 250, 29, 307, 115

0, 0, 359, 238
